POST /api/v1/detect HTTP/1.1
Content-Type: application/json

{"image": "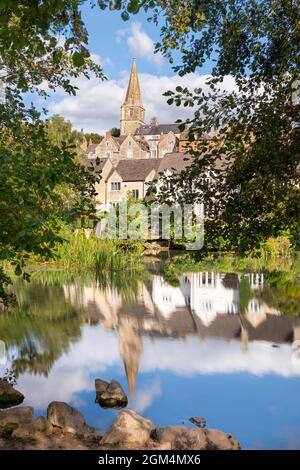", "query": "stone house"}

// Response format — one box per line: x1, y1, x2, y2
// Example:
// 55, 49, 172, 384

102, 159, 160, 211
